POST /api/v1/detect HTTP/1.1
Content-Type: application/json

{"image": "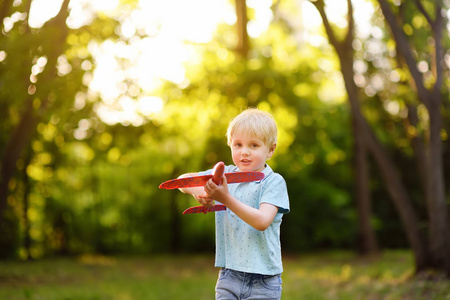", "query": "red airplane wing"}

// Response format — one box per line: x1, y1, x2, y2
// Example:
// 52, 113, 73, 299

159, 174, 213, 190
225, 172, 265, 184
182, 204, 227, 214
159, 171, 264, 190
